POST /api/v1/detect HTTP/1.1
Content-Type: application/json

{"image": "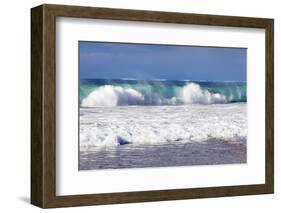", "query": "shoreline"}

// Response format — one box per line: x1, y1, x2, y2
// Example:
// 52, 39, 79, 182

79, 139, 247, 170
